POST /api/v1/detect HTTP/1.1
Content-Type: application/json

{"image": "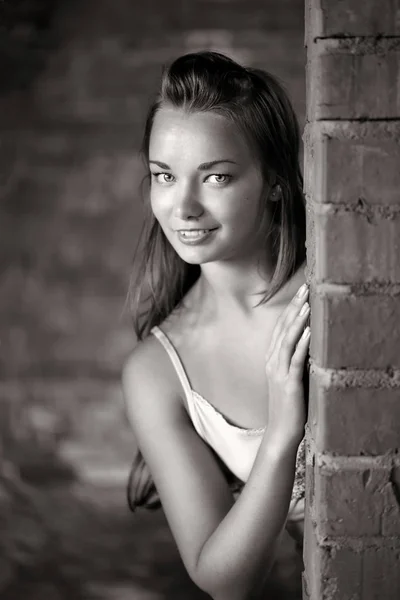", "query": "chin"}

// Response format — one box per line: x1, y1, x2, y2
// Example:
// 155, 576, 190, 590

175, 249, 217, 265
171, 242, 226, 265
166, 230, 222, 263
